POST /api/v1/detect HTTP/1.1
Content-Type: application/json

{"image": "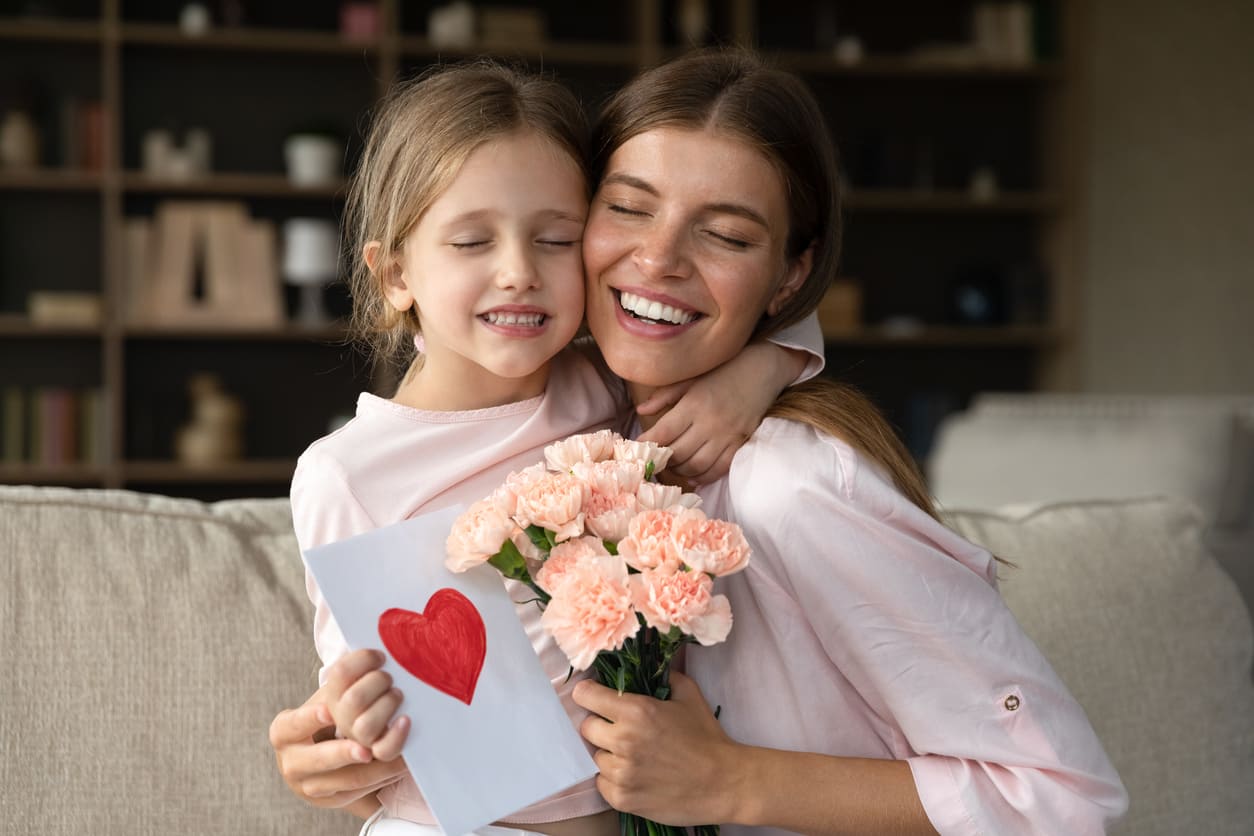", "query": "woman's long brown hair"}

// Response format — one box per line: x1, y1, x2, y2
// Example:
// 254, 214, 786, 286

596, 48, 939, 518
